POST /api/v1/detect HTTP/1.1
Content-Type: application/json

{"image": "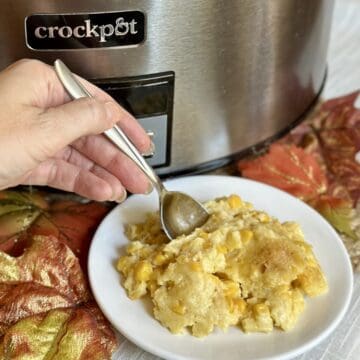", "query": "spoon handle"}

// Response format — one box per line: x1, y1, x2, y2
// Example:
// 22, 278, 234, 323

54, 59, 164, 194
